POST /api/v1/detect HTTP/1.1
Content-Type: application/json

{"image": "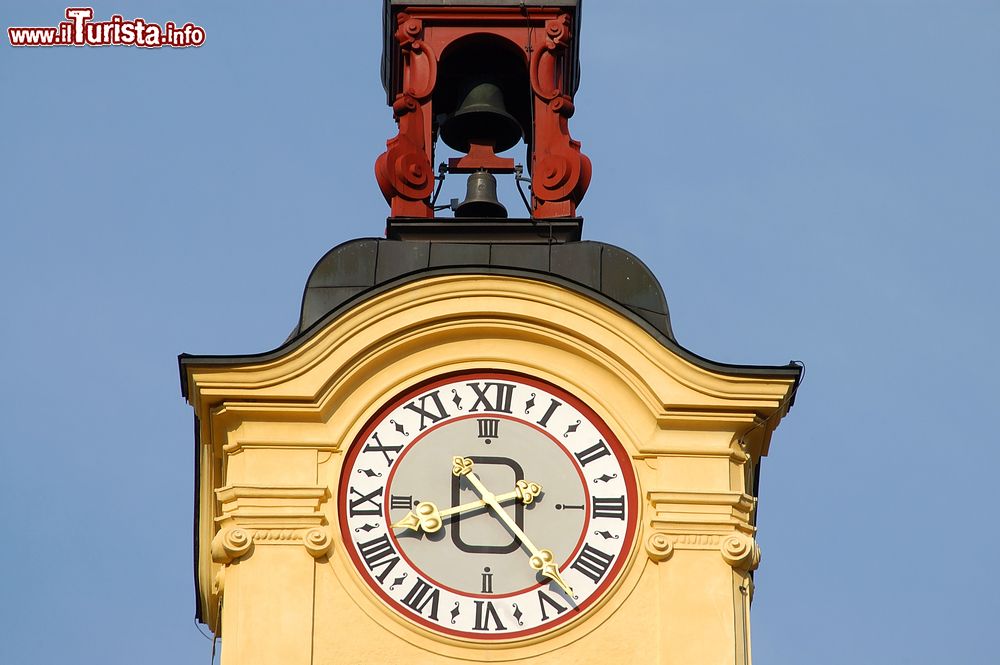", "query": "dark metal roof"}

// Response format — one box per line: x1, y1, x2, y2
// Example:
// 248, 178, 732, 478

295, 238, 672, 339
386, 216, 583, 243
